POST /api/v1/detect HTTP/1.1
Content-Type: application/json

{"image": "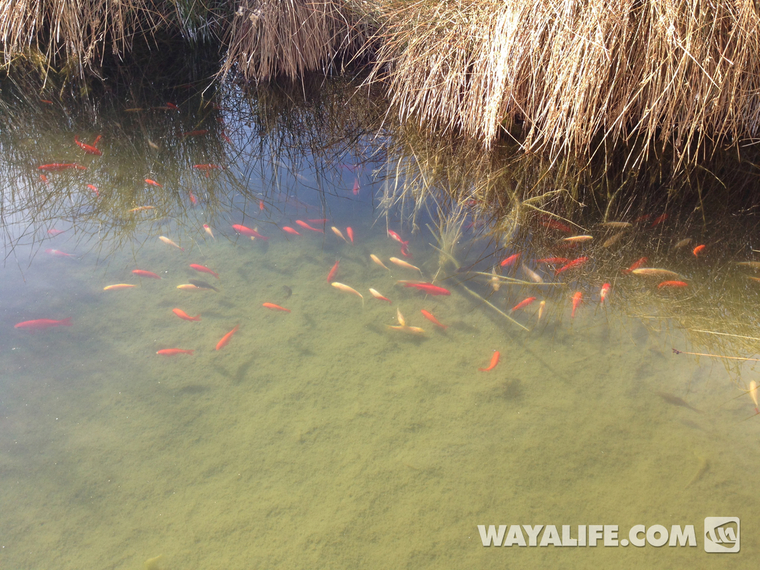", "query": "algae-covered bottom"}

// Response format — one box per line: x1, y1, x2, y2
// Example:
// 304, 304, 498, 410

0, 210, 758, 569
